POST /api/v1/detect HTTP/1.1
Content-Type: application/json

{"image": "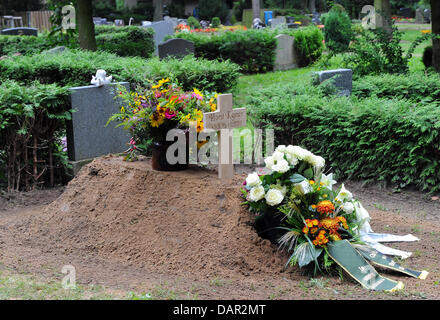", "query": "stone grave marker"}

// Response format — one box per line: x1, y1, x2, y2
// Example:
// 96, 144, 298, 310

270, 16, 286, 28
415, 8, 424, 24
158, 38, 194, 60
164, 16, 178, 28
1, 27, 38, 36
66, 82, 131, 174
146, 20, 175, 55
203, 94, 247, 180
424, 9, 431, 23
274, 34, 297, 71
314, 69, 352, 96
